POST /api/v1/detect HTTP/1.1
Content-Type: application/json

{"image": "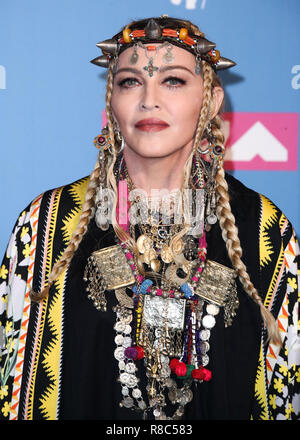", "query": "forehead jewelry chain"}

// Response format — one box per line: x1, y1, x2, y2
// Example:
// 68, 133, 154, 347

130, 41, 174, 76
